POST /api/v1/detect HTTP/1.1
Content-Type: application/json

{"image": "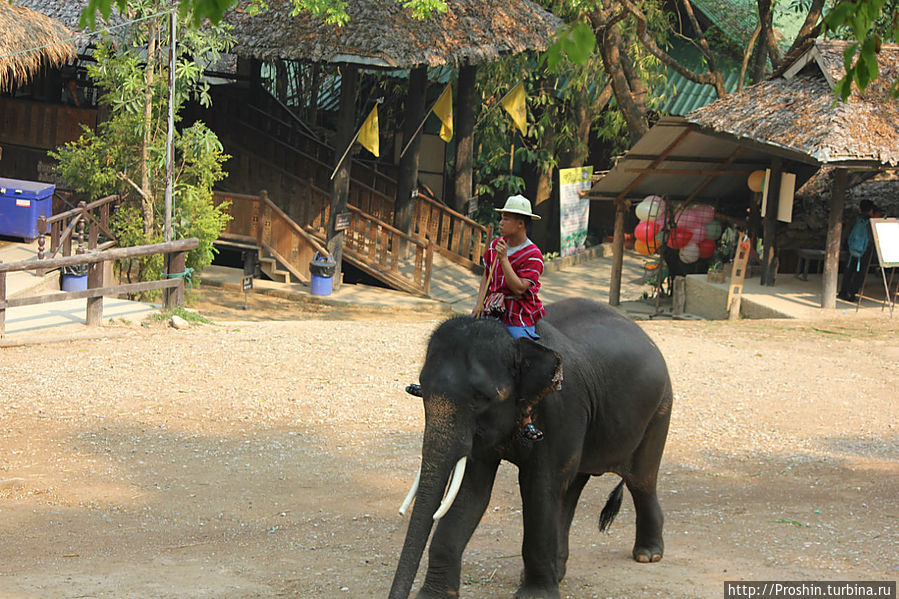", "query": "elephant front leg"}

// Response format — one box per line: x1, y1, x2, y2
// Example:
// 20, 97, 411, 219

516, 473, 563, 599
417, 458, 500, 599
